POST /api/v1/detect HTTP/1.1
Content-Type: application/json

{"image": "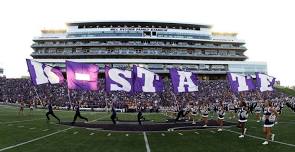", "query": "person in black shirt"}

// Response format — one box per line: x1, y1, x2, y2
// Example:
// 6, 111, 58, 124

46, 101, 61, 123
175, 108, 185, 123
137, 109, 145, 125
110, 107, 117, 125
71, 102, 88, 125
